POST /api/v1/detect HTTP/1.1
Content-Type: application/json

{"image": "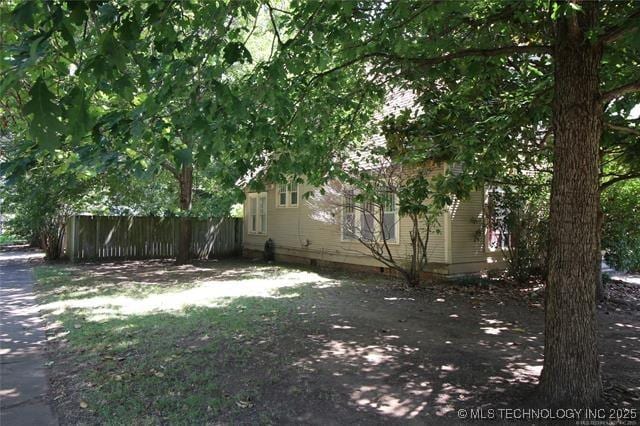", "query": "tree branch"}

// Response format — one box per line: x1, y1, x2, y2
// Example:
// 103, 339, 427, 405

267, 5, 292, 15
601, 79, 640, 104
601, 172, 640, 191
266, 3, 283, 47
396, 44, 552, 68
306, 44, 551, 87
606, 122, 640, 136
162, 160, 179, 178
598, 8, 640, 45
